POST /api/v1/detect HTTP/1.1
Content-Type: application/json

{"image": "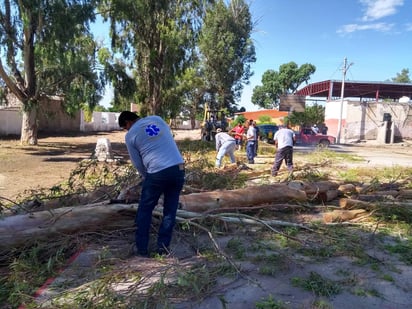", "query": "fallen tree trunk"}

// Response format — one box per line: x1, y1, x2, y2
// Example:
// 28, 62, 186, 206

339, 198, 374, 210
340, 197, 412, 209
0, 202, 137, 251
323, 209, 367, 223
179, 184, 307, 212
1, 182, 337, 251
